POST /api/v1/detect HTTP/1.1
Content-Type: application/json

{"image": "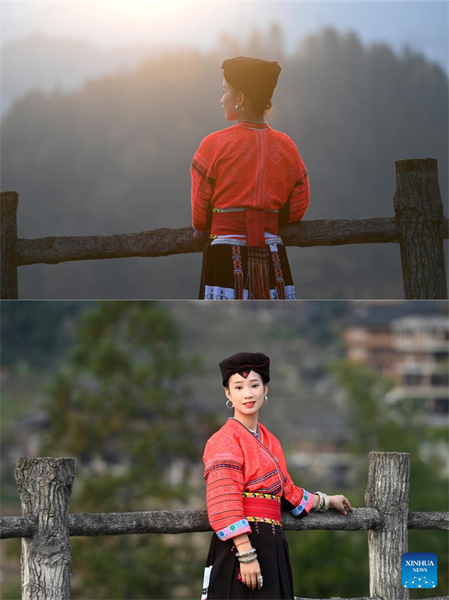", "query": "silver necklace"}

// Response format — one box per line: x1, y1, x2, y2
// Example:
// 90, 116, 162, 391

239, 119, 267, 125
